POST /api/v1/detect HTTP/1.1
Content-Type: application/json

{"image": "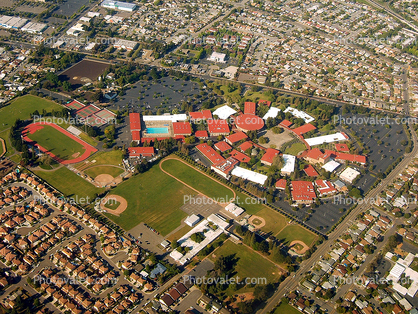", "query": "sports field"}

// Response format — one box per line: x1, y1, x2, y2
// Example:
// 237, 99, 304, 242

209, 240, 283, 284
0, 95, 62, 131
84, 166, 124, 178
76, 150, 124, 169
161, 158, 235, 201
273, 303, 300, 314
253, 207, 288, 235
104, 164, 195, 235
27, 124, 86, 160
276, 224, 317, 247
34, 167, 104, 203
284, 142, 306, 155
105, 200, 121, 210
